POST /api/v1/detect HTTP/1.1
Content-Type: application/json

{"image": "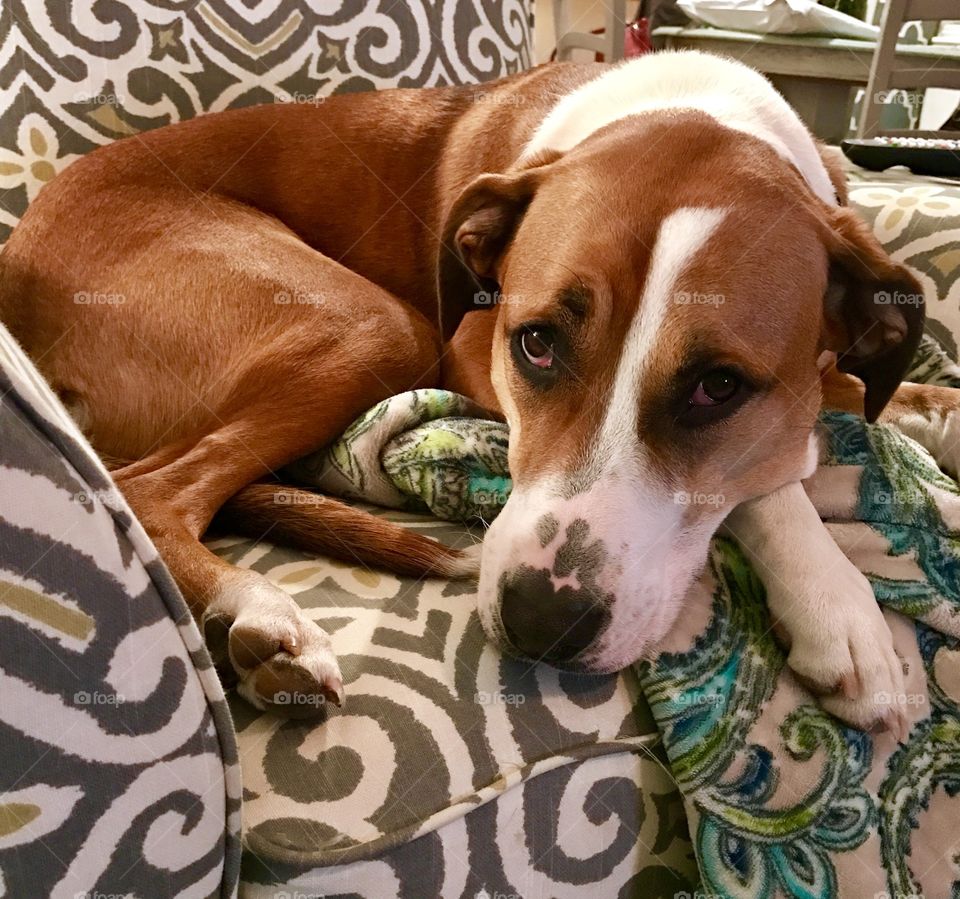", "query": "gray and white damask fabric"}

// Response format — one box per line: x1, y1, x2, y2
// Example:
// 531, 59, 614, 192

0, 324, 241, 898
239, 752, 695, 898
209, 525, 698, 897
0, 0, 534, 243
